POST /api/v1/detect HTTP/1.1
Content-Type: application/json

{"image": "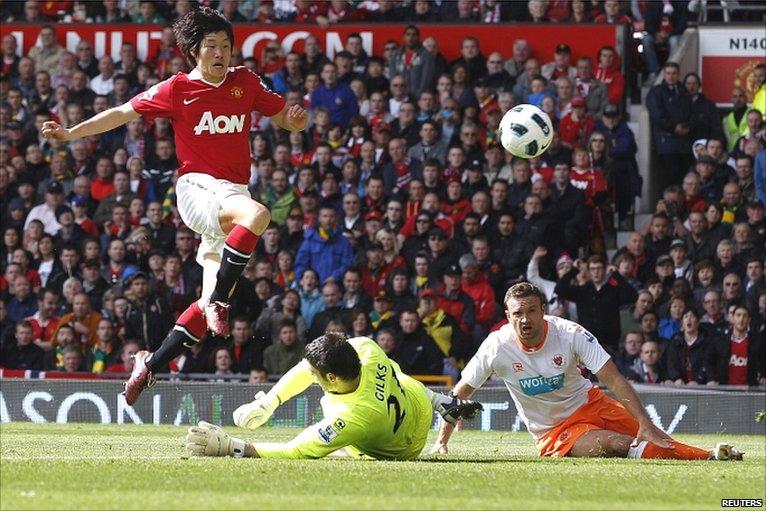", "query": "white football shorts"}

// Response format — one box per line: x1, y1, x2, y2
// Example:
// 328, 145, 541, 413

175, 172, 250, 265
